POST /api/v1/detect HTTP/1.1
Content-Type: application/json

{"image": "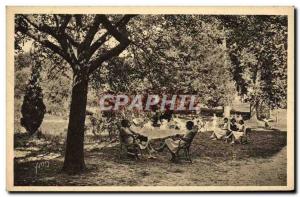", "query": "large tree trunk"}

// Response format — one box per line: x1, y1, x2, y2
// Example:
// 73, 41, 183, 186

223, 105, 231, 118
250, 102, 258, 121
62, 73, 89, 174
